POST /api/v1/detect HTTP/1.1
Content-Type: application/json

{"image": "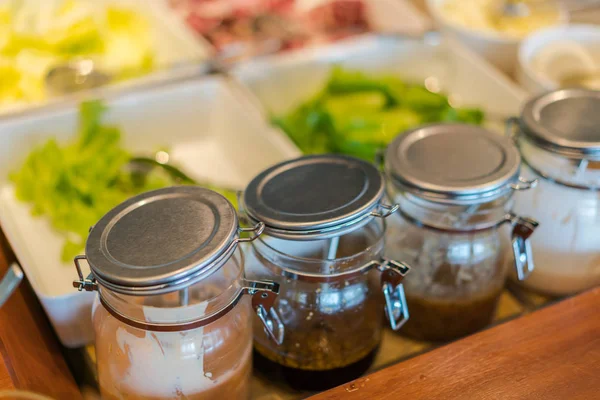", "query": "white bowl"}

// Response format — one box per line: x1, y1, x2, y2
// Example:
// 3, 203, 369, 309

518, 24, 600, 94
426, 0, 568, 75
